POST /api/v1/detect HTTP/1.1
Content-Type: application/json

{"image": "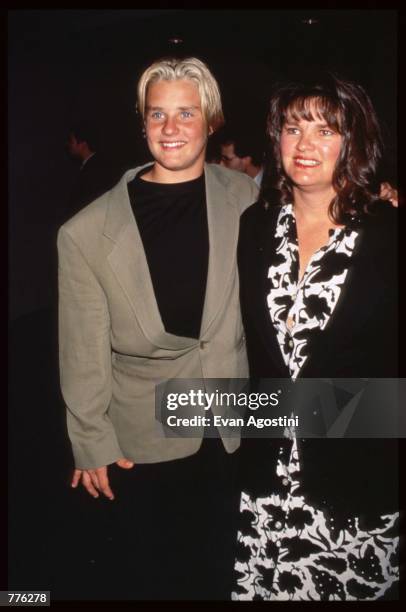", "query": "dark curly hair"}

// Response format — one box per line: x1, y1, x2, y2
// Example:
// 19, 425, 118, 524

260, 72, 384, 224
